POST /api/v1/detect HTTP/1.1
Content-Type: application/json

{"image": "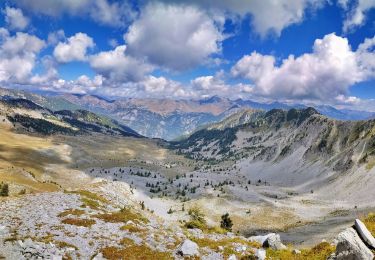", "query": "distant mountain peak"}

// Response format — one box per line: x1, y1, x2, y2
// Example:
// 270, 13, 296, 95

199, 95, 224, 104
